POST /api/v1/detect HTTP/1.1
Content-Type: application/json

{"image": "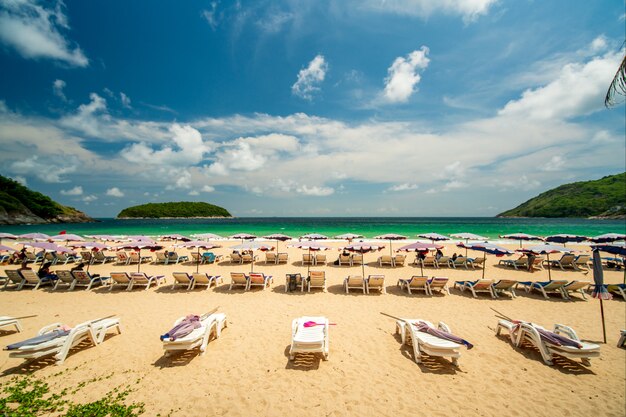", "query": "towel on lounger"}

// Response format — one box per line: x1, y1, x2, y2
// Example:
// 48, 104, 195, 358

413, 321, 474, 349
160, 315, 202, 341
